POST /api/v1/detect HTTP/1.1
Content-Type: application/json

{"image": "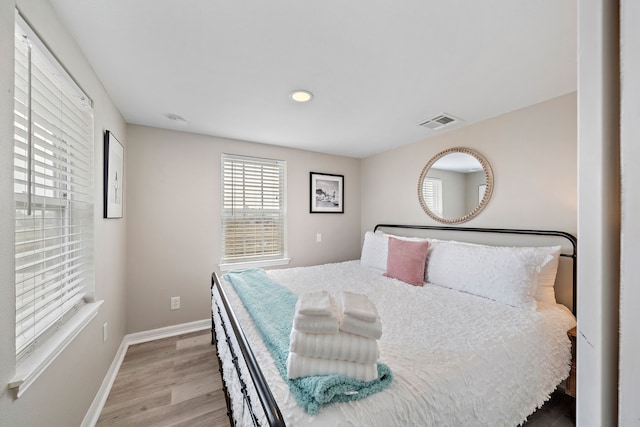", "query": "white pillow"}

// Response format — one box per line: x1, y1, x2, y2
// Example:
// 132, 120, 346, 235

378, 232, 433, 276
379, 231, 430, 243
360, 231, 388, 270
361, 231, 431, 271
533, 246, 561, 304
426, 240, 557, 309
